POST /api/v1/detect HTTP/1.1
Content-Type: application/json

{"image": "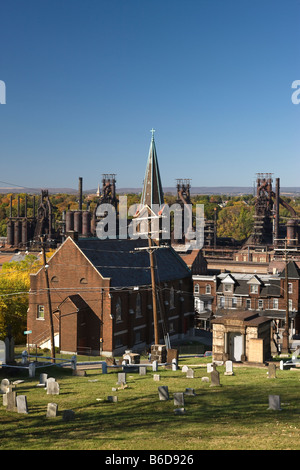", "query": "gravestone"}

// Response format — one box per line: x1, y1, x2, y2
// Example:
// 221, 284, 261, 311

268, 363, 276, 379
62, 409, 75, 421
152, 360, 158, 372
47, 381, 60, 395
174, 408, 186, 415
16, 395, 28, 414
117, 372, 126, 384
210, 369, 221, 387
207, 363, 213, 373
6, 390, 17, 411
0, 340, 6, 364
224, 360, 234, 376
186, 368, 194, 378
167, 348, 179, 364
153, 374, 160, 381
5, 334, 14, 363
38, 373, 48, 387
174, 392, 185, 407
1, 378, 10, 394
185, 388, 196, 396
268, 395, 281, 410
158, 386, 169, 401
107, 396, 118, 403
29, 363, 36, 378
46, 403, 58, 418
72, 369, 87, 376
139, 366, 147, 375
172, 359, 178, 371
21, 350, 28, 364
202, 376, 209, 383
181, 365, 189, 373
